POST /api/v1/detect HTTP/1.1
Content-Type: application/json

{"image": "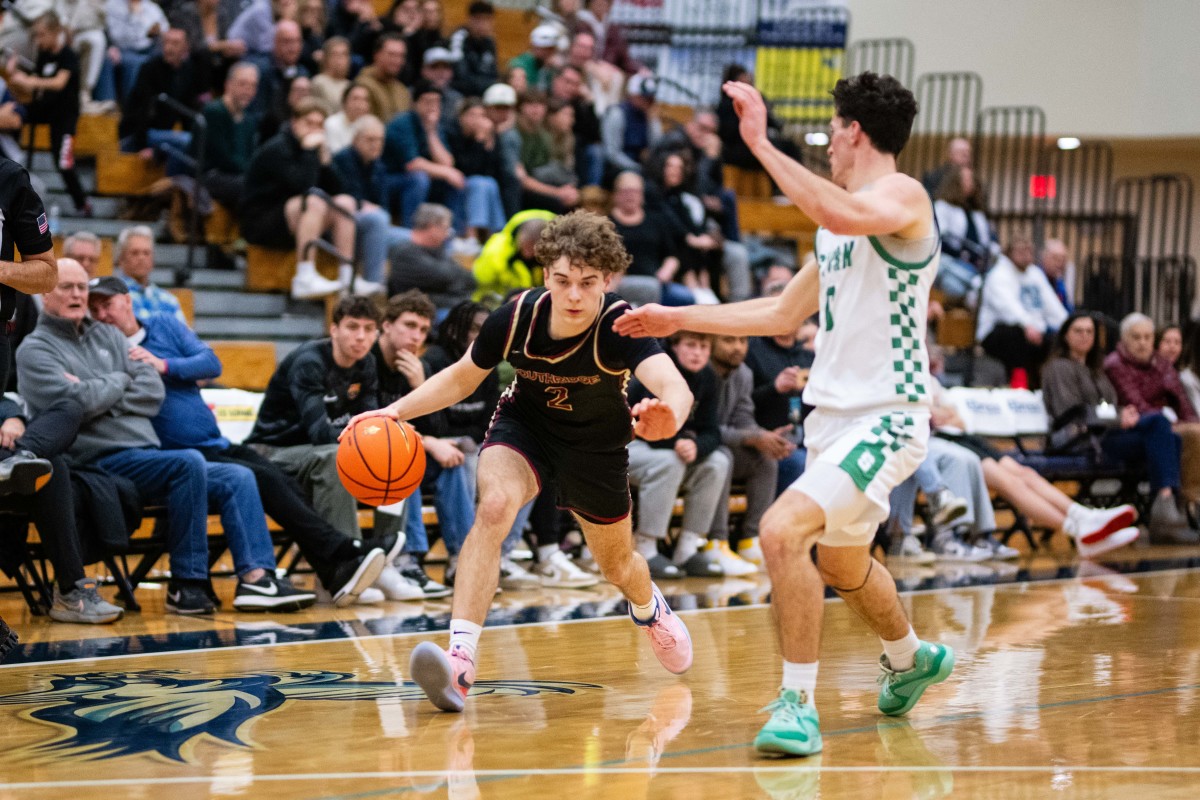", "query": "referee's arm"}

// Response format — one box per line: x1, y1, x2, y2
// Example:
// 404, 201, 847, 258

1, 249, 56, 295
2, 163, 57, 295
